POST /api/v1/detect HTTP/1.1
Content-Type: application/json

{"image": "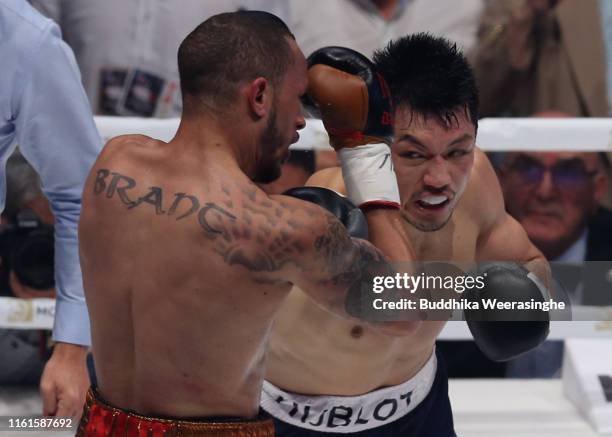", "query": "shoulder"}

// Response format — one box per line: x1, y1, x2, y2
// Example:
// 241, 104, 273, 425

85, 135, 162, 193
0, 0, 54, 37
0, 1, 63, 62
98, 135, 159, 162
305, 166, 346, 195
268, 191, 337, 233
591, 207, 612, 225
1, 1, 58, 79
587, 207, 612, 259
